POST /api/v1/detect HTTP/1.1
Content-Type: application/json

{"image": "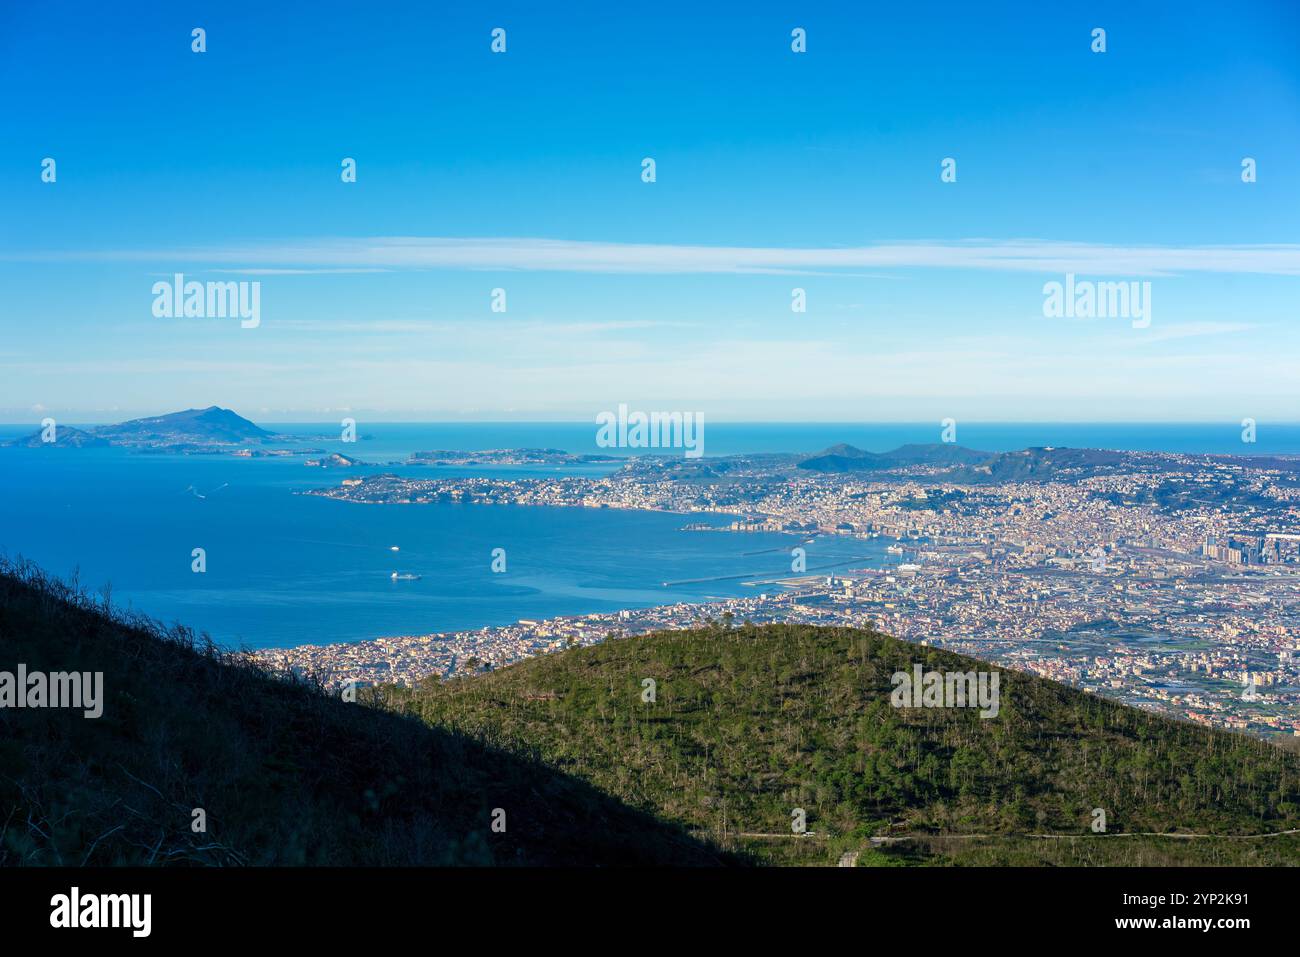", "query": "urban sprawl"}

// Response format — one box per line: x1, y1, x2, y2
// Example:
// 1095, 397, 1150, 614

254, 446, 1300, 740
